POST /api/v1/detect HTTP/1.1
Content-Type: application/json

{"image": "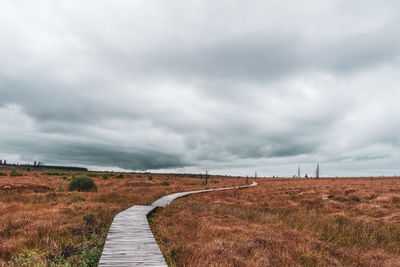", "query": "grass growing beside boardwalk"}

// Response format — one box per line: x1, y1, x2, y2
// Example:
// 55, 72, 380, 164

150, 178, 400, 266
0, 169, 243, 266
